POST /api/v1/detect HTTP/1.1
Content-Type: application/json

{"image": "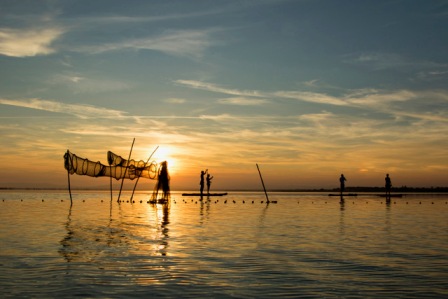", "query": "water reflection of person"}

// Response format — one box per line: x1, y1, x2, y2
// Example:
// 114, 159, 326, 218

339, 174, 346, 195
159, 203, 170, 256
385, 174, 392, 198
206, 172, 213, 194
